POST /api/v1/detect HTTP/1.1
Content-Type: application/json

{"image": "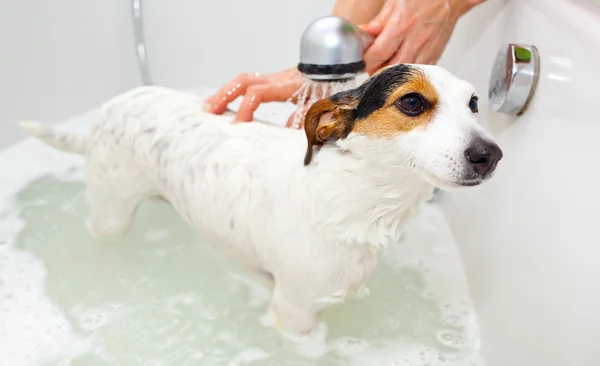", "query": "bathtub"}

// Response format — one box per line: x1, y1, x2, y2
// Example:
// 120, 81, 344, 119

1, 0, 598, 365
437, 0, 600, 365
